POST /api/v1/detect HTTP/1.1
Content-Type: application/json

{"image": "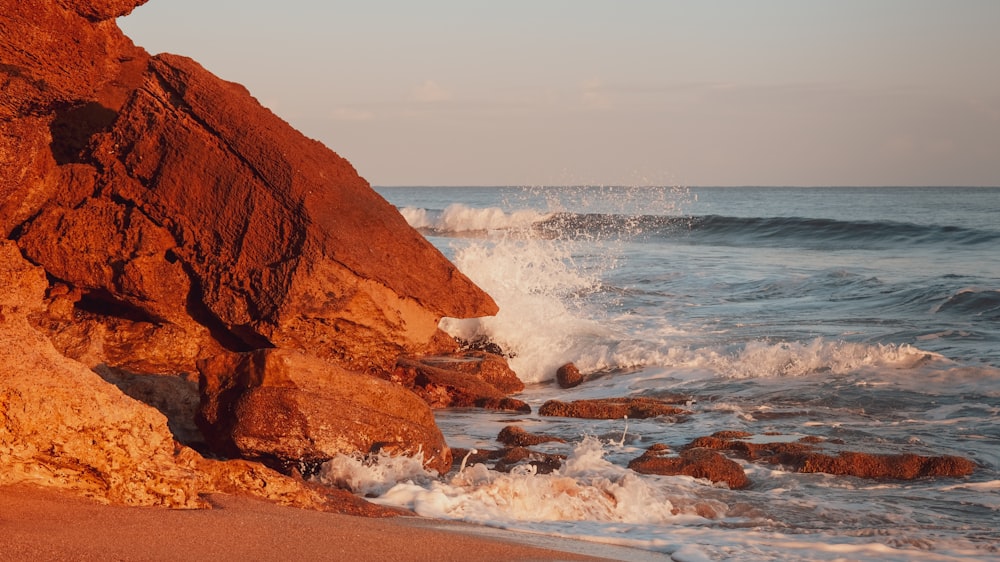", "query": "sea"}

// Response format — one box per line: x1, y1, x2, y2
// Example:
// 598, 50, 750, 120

319, 186, 1000, 561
